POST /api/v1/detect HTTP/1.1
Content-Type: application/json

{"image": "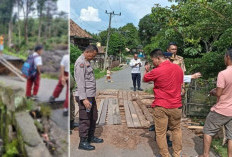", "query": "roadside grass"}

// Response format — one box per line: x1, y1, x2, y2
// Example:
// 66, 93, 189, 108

94, 69, 107, 79
145, 87, 153, 94
41, 73, 58, 80
111, 67, 122, 71
94, 66, 123, 80
3, 49, 27, 60
212, 139, 228, 157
